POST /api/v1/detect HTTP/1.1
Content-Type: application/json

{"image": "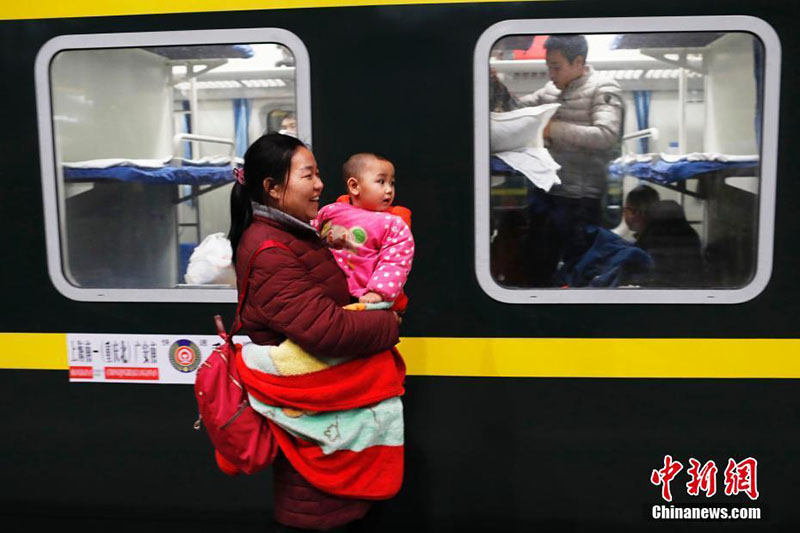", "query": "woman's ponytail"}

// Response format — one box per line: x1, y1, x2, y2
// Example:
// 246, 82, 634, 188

228, 181, 252, 264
